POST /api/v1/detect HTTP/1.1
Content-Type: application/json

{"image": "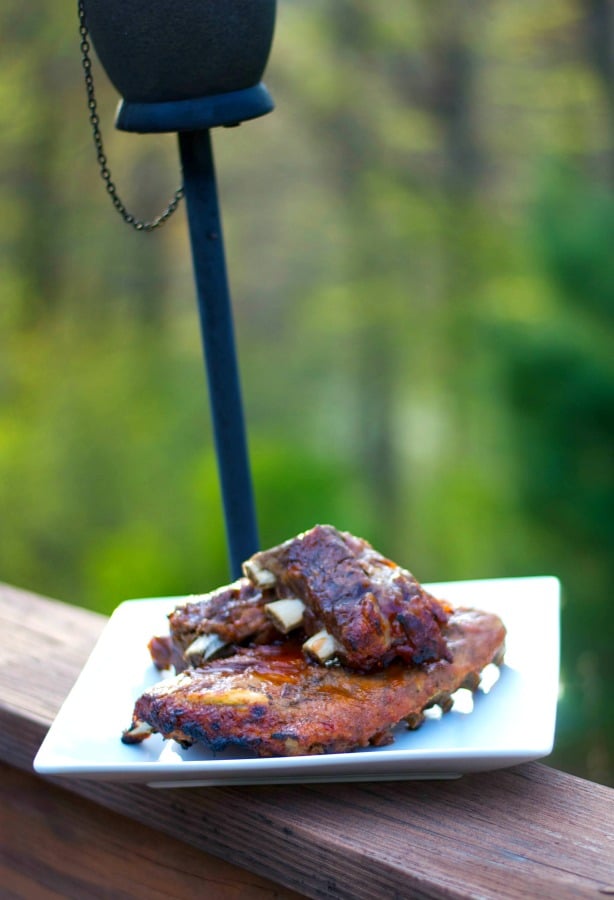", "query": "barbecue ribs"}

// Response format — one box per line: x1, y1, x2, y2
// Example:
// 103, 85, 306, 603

243, 525, 452, 671
148, 577, 275, 673
123, 606, 505, 756
124, 525, 507, 758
